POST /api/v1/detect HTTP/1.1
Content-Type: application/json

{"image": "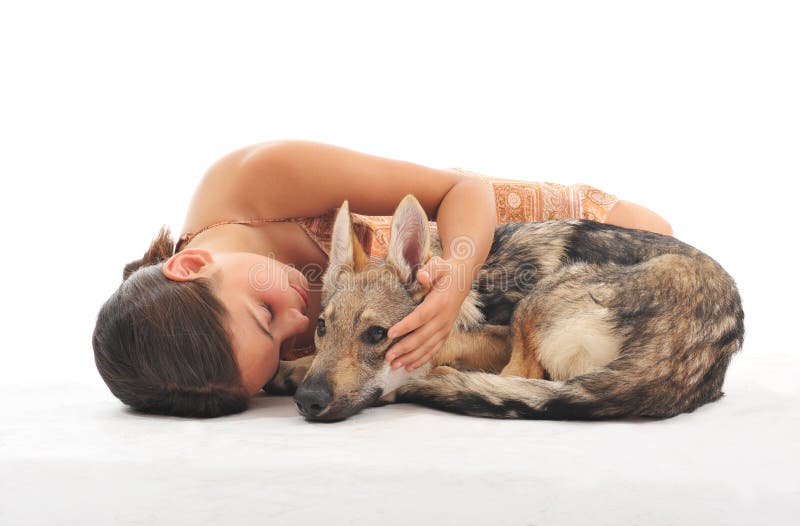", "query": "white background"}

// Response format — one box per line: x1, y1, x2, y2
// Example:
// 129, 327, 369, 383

1, 0, 797, 385
1, 1, 798, 525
